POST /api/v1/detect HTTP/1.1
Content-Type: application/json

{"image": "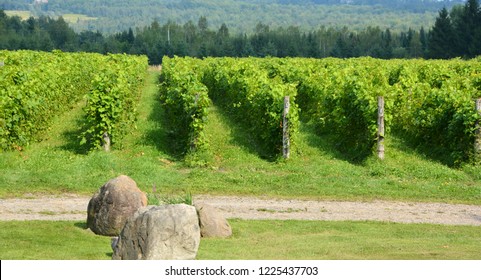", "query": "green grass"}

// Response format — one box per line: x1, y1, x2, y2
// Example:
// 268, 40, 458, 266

4, 10, 31, 20
1, 69, 481, 204
1, 220, 480, 260
199, 220, 481, 260
0, 221, 111, 260
4, 11, 97, 23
